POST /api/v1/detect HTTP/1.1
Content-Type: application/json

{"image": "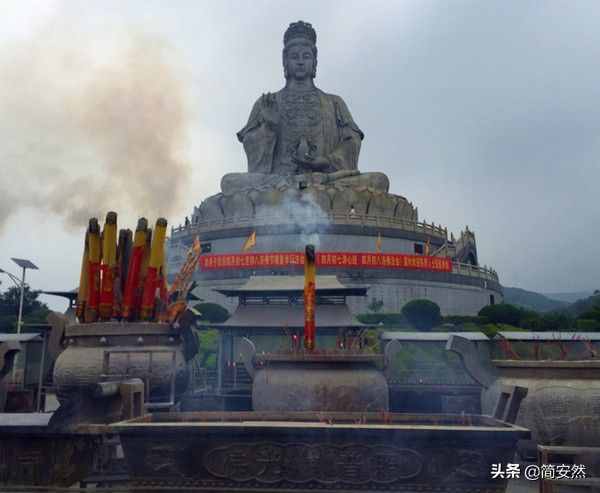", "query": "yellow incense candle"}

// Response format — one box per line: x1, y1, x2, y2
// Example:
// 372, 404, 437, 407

99, 212, 117, 320
140, 218, 167, 320
76, 231, 89, 322
84, 218, 101, 323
